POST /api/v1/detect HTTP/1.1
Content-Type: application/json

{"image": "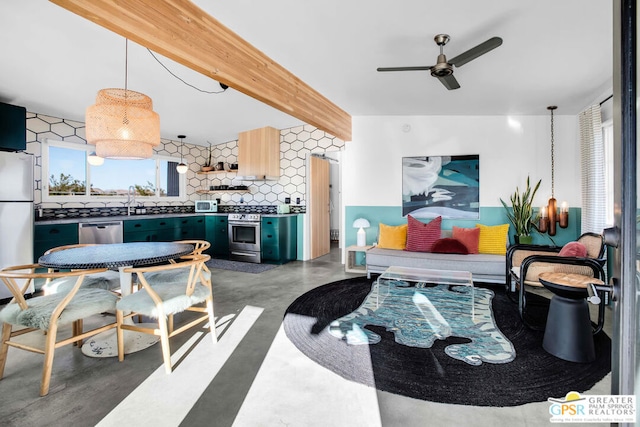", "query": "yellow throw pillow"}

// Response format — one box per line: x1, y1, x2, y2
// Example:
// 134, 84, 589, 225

377, 223, 408, 250
476, 223, 510, 255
